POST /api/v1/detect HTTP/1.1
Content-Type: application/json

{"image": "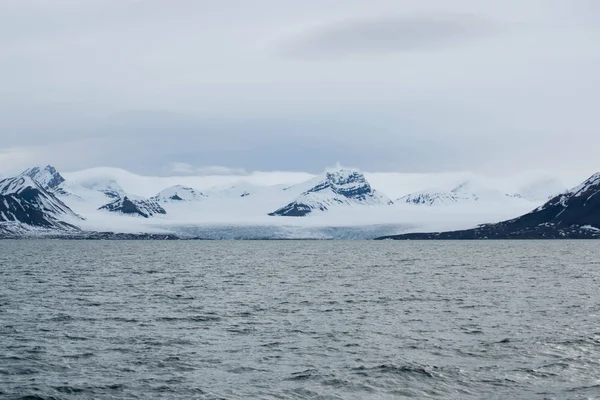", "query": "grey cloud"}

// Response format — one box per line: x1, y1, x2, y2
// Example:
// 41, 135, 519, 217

1, 1, 599, 178
278, 14, 500, 58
